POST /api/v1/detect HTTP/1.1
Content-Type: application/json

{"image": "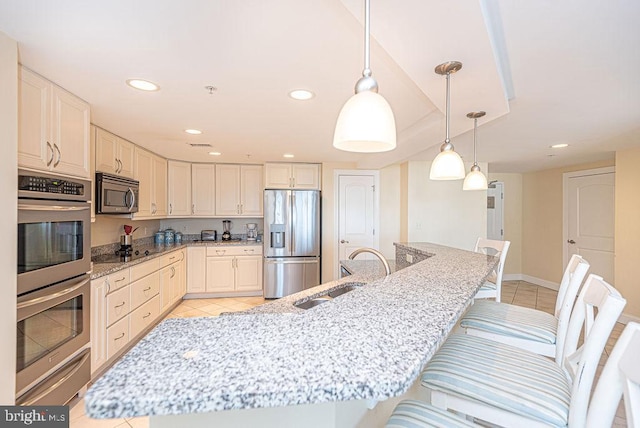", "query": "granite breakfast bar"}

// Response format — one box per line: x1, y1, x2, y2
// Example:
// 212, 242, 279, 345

84, 243, 498, 427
